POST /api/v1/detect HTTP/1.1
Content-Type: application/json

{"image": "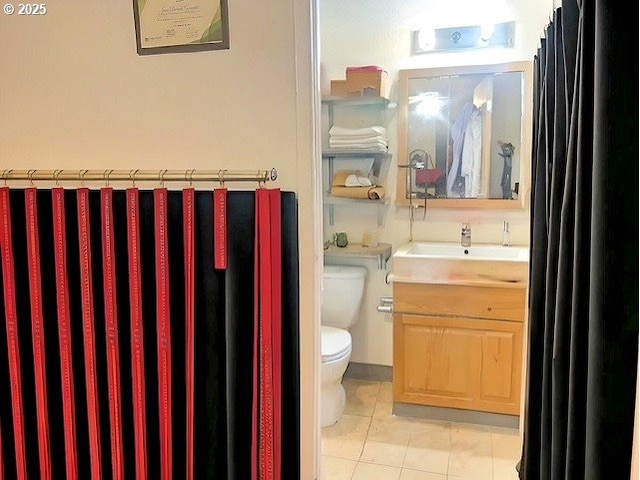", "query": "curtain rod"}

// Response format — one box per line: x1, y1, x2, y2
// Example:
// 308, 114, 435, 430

0, 168, 278, 184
